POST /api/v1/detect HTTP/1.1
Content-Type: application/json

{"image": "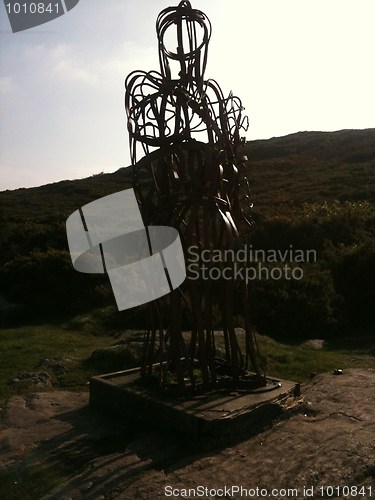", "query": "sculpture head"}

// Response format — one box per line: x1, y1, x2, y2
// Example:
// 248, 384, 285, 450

156, 1, 212, 83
